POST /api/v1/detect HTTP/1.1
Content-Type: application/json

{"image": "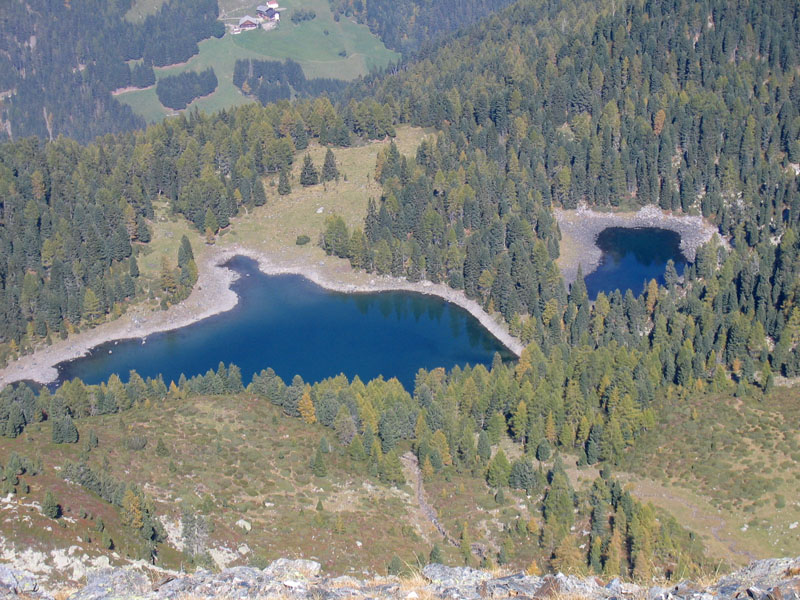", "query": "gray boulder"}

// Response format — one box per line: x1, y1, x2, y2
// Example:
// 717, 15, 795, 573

68, 568, 148, 600
0, 566, 46, 598
264, 558, 321, 581
422, 564, 491, 588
